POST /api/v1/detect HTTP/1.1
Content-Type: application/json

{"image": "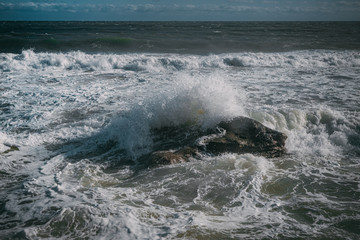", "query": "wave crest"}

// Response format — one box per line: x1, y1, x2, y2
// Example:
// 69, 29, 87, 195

1, 50, 359, 73
248, 108, 360, 157
100, 73, 246, 158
